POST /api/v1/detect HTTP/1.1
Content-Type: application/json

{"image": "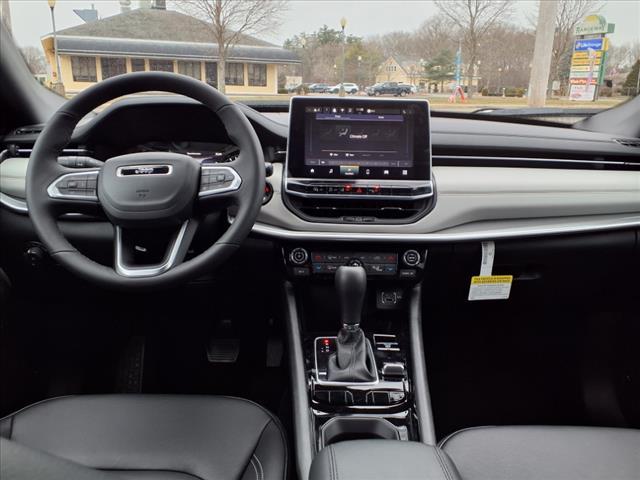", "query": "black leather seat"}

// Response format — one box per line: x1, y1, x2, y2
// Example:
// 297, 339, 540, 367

440, 425, 640, 480
0, 395, 287, 480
